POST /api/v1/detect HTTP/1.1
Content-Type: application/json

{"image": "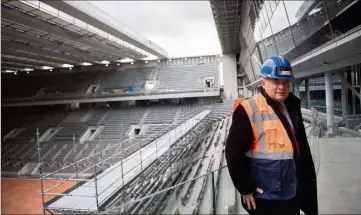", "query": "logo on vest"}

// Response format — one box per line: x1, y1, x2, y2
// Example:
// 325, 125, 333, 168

279, 143, 285, 148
